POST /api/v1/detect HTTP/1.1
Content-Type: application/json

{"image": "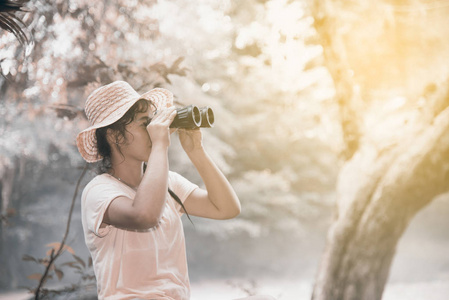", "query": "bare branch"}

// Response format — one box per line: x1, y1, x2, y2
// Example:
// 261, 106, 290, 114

34, 163, 89, 299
